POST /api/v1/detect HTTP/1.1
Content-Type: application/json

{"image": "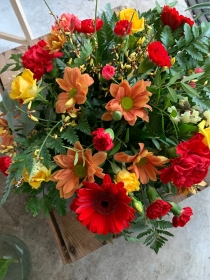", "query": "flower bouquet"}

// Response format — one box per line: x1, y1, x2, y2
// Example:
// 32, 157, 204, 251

1, 0, 210, 253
